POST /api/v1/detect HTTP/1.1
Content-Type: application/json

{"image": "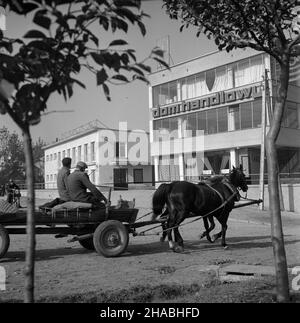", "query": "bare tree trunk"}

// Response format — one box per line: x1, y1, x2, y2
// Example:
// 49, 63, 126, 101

22, 126, 36, 303
265, 56, 290, 303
